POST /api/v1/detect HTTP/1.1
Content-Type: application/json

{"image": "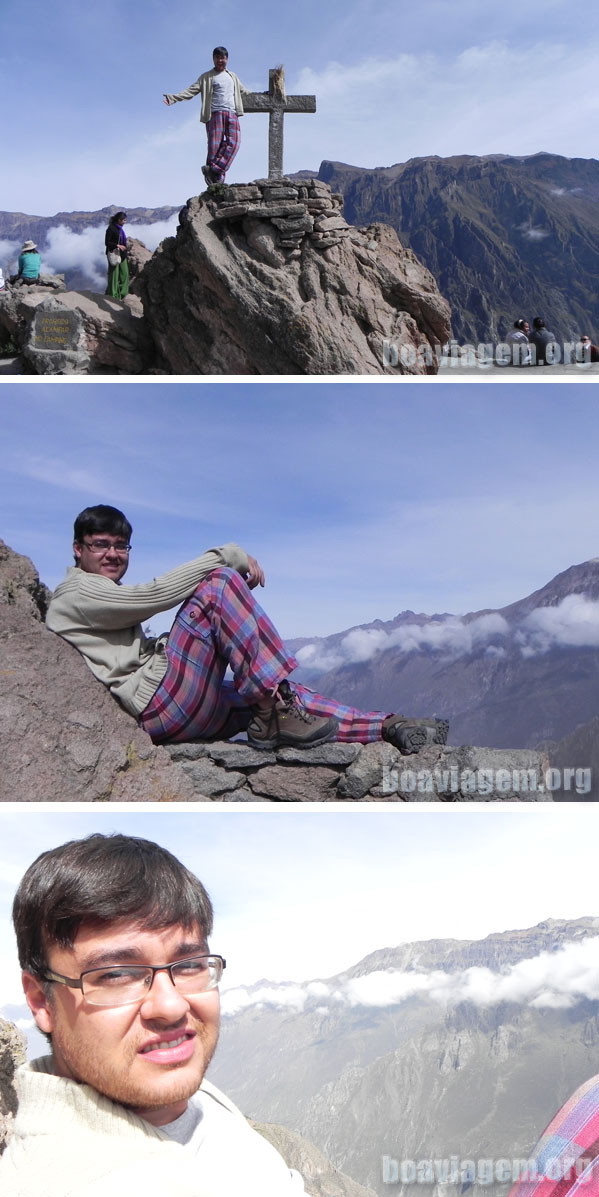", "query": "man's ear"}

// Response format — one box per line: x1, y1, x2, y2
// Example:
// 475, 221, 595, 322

22, 972, 54, 1034
73, 541, 82, 563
